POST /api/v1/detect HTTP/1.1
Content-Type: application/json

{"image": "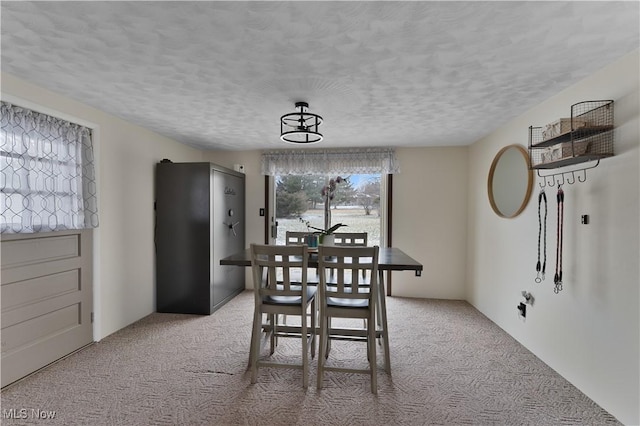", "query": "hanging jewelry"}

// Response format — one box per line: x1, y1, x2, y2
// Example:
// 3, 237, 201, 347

535, 189, 547, 283
554, 186, 564, 293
